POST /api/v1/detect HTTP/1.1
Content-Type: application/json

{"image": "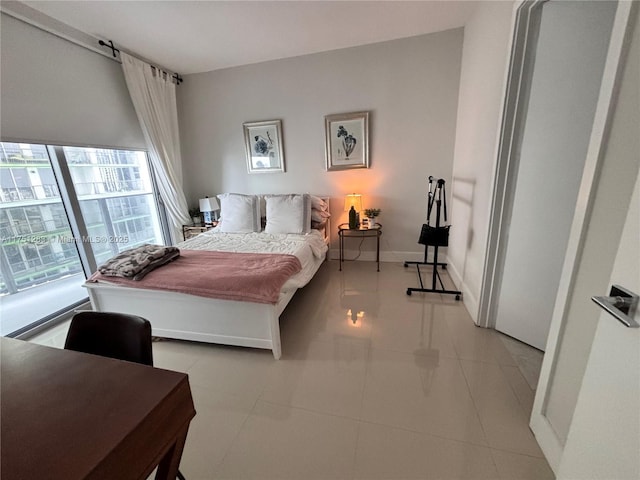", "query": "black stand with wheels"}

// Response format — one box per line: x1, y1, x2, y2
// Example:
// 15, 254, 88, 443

404, 177, 461, 300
